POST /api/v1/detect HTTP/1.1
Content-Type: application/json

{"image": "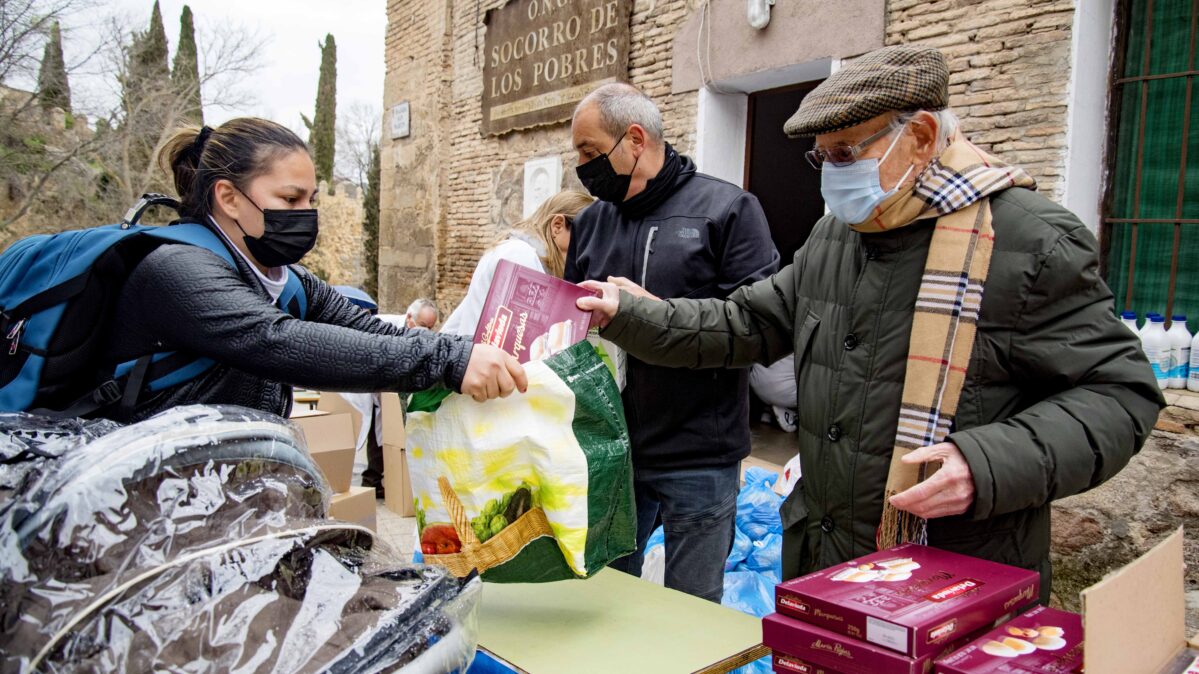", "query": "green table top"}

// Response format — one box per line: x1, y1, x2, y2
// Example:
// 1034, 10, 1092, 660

477, 568, 768, 673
